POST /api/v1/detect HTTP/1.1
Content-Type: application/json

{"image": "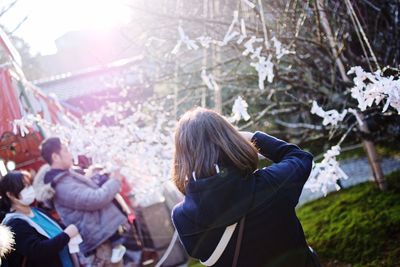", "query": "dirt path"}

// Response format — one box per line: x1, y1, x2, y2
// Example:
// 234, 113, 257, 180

298, 157, 400, 206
